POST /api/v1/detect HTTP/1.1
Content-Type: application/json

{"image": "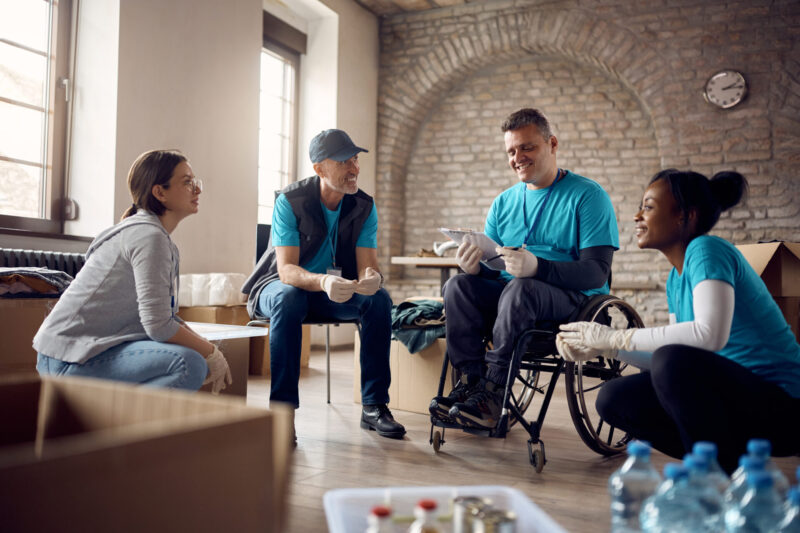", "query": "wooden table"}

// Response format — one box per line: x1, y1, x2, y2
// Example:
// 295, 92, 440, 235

390, 256, 460, 291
